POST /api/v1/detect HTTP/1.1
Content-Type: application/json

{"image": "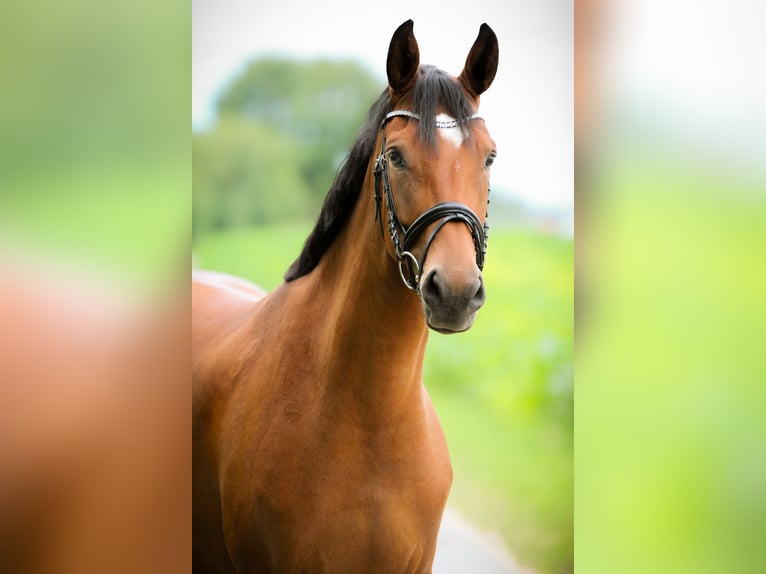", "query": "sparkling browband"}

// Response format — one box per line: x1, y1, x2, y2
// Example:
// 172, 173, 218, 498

383, 110, 483, 129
